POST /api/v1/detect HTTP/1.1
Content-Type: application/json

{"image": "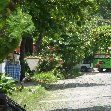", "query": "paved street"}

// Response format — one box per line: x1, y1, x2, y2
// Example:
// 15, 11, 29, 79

36, 72, 111, 111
